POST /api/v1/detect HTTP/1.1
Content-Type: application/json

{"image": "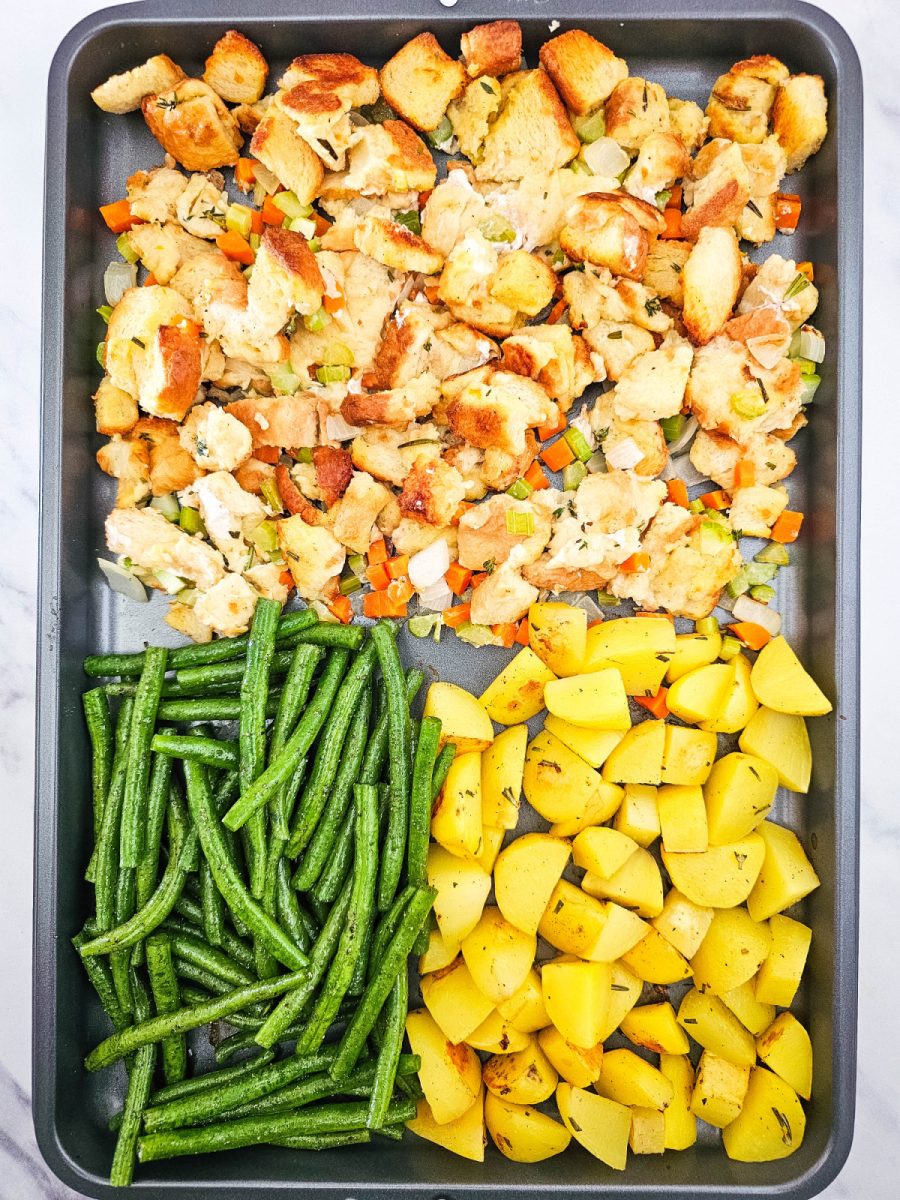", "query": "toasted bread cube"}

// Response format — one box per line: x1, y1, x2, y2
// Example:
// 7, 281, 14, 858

682, 226, 742, 345
134, 416, 206, 494
605, 78, 670, 151
475, 70, 579, 182
142, 79, 242, 172
560, 193, 664, 281
539, 30, 628, 115
682, 142, 751, 239
354, 215, 444, 276
246, 226, 324, 340
105, 285, 202, 420
490, 251, 556, 316
318, 120, 436, 199
203, 30, 268, 104
448, 77, 502, 163
643, 241, 691, 307
166, 601, 213, 644
772, 74, 828, 173
277, 53, 380, 170
624, 133, 690, 205
250, 107, 324, 204
732, 55, 790, 86
91, 54, 185, 114
667, 98, 709, 154
380, 32, 466, 132
232, 97, 270, 135
96, 437, 151, 508
461, 20, 522, 79
93, 377, 139, 436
